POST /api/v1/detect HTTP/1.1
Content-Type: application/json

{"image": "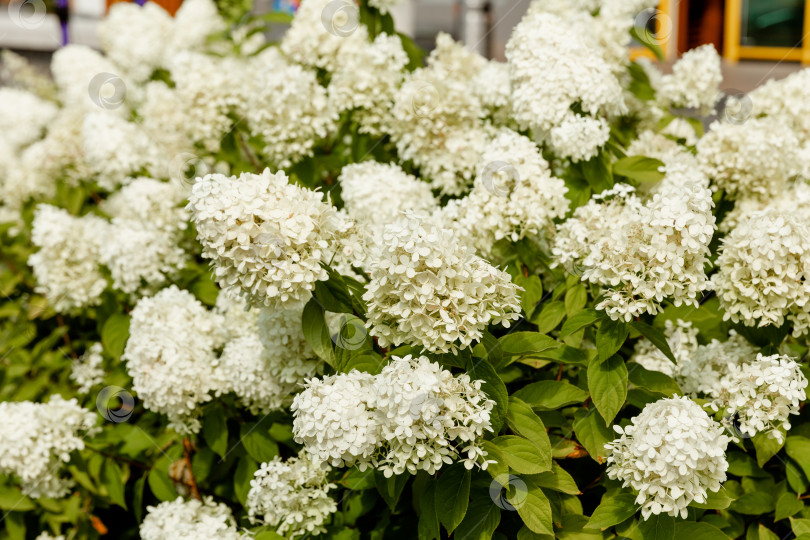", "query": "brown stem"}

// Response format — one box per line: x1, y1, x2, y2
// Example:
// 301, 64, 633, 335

183, 437, 201, 500
57, 315, 78, 359
236, 132, 262, 172
556, 363, 563, 381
